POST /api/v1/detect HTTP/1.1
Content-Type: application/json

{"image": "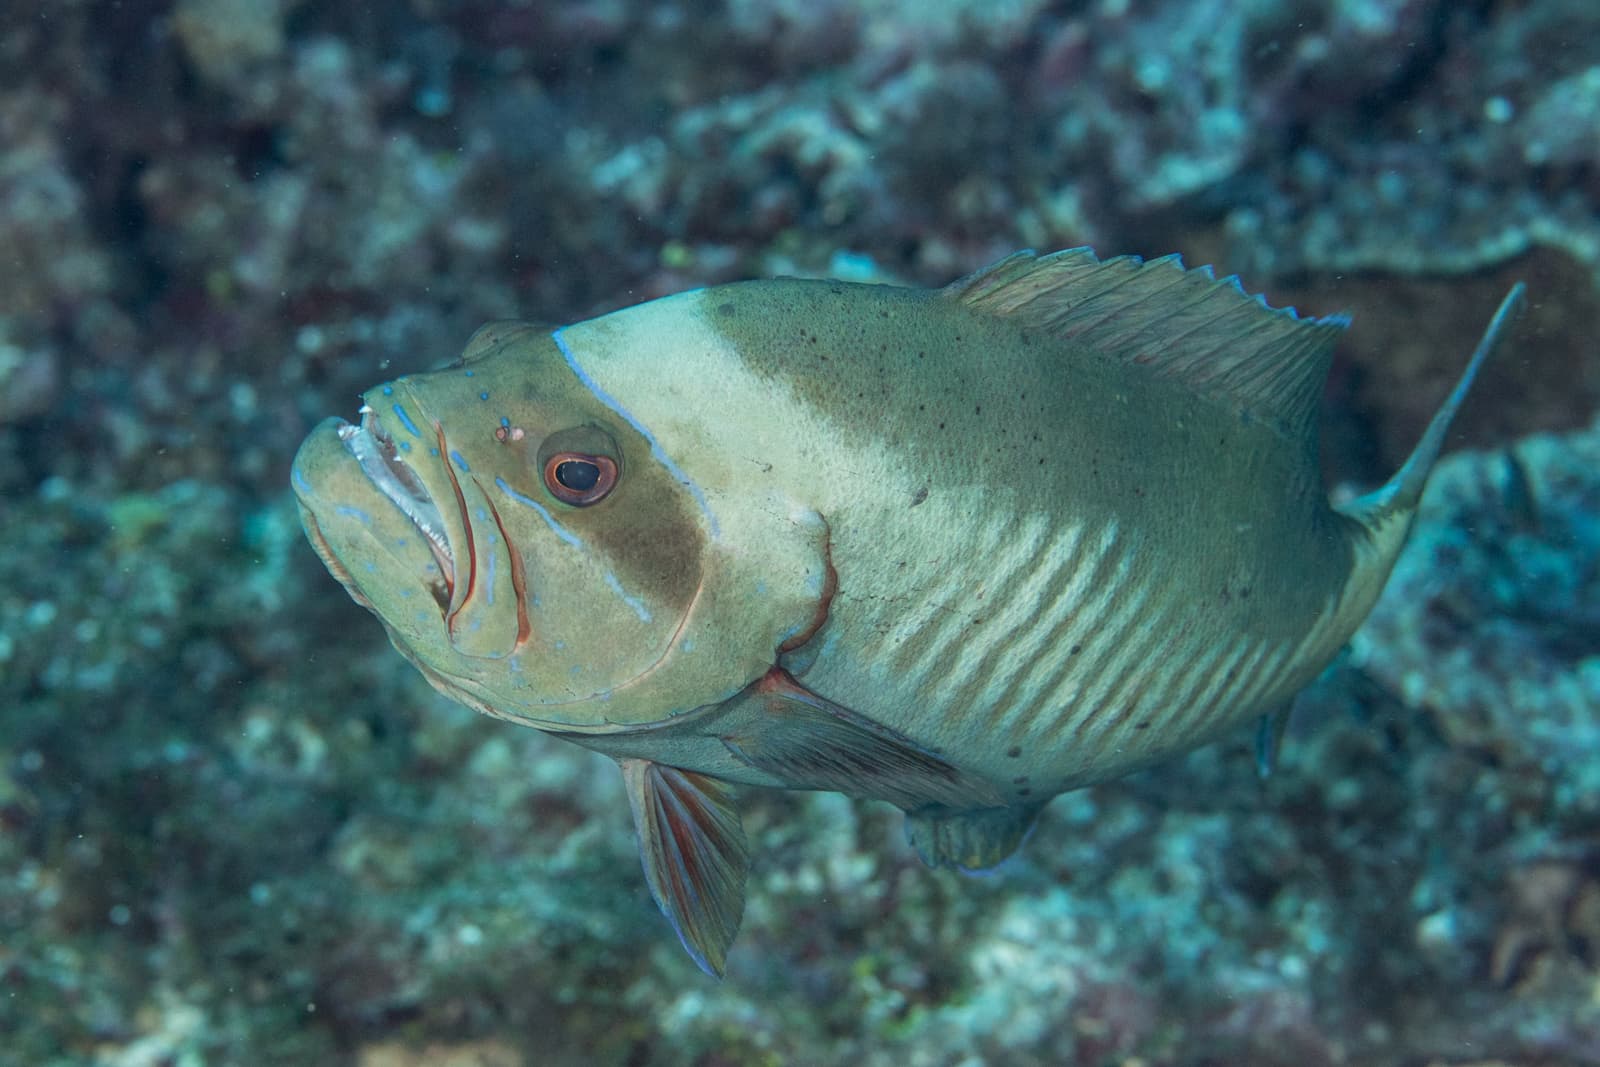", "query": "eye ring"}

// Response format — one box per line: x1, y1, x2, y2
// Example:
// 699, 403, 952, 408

543, 452, 618, 506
